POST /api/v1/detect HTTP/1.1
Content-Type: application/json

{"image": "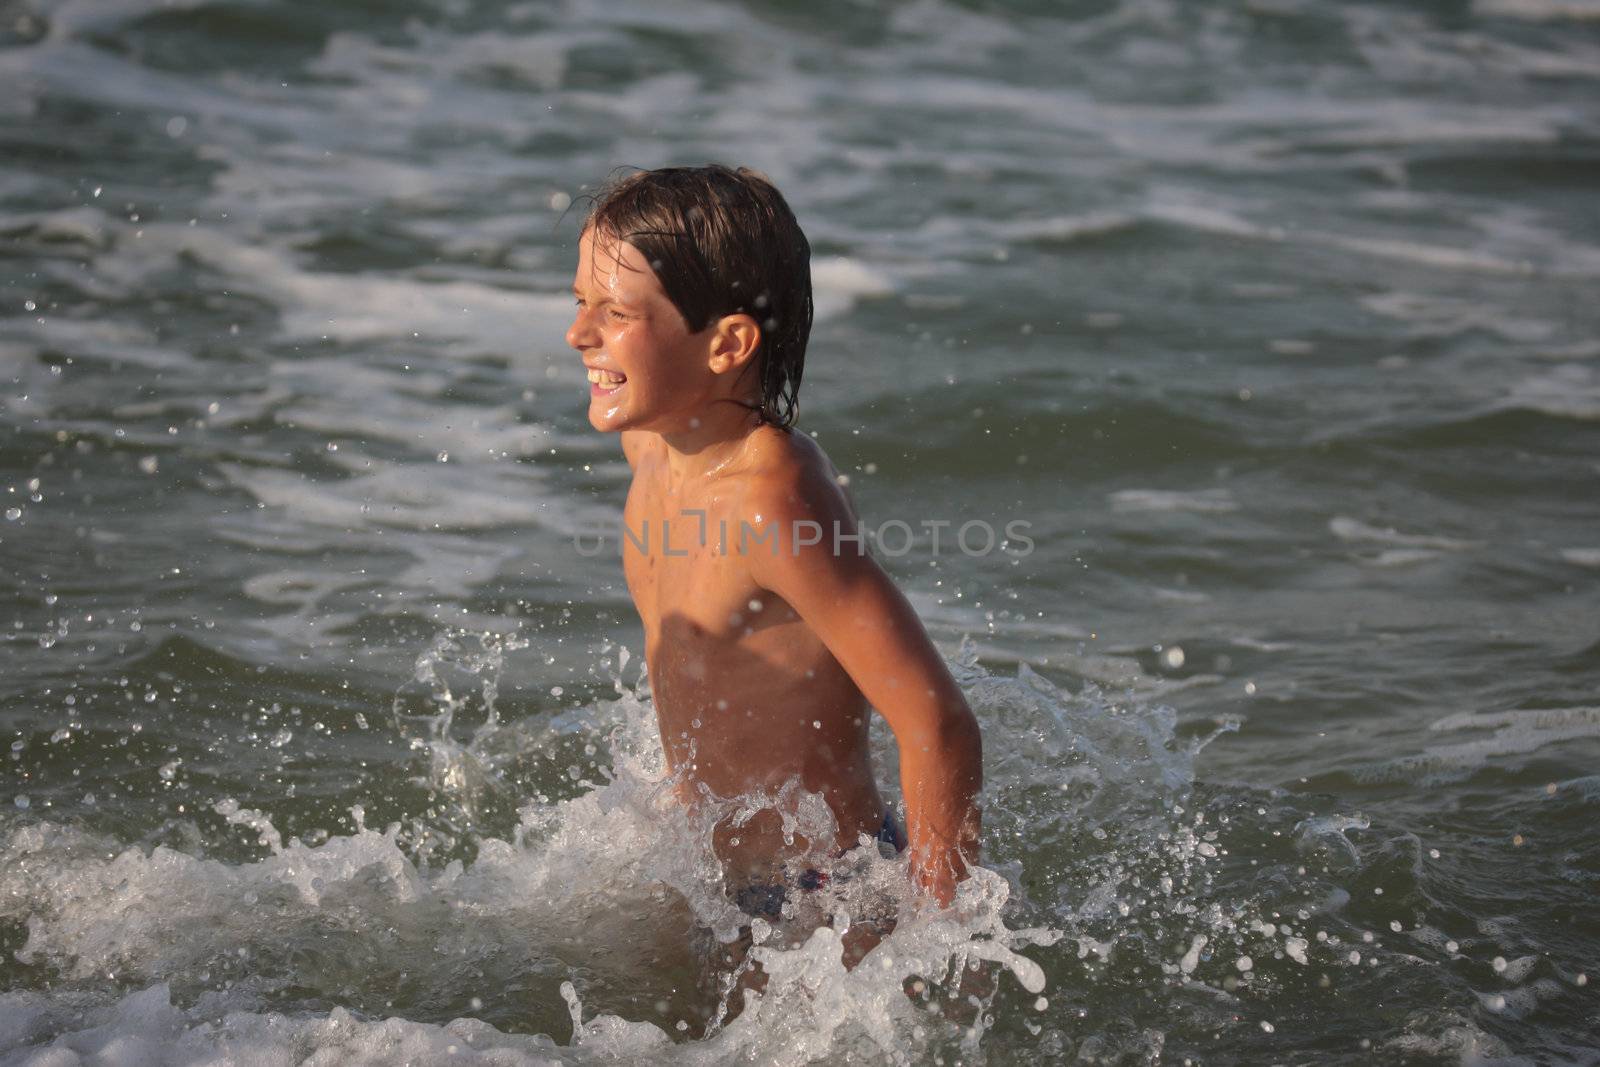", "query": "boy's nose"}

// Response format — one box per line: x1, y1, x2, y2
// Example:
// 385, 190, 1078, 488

565, 310, 595, 351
